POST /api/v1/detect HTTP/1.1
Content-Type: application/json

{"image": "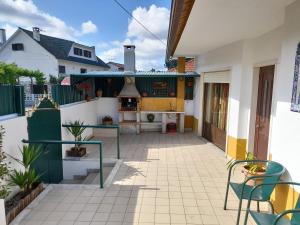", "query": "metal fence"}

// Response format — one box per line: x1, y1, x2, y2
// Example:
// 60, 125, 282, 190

0, 84, 25, 116
51, 85, 84, 105
25, 93, 52, 107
